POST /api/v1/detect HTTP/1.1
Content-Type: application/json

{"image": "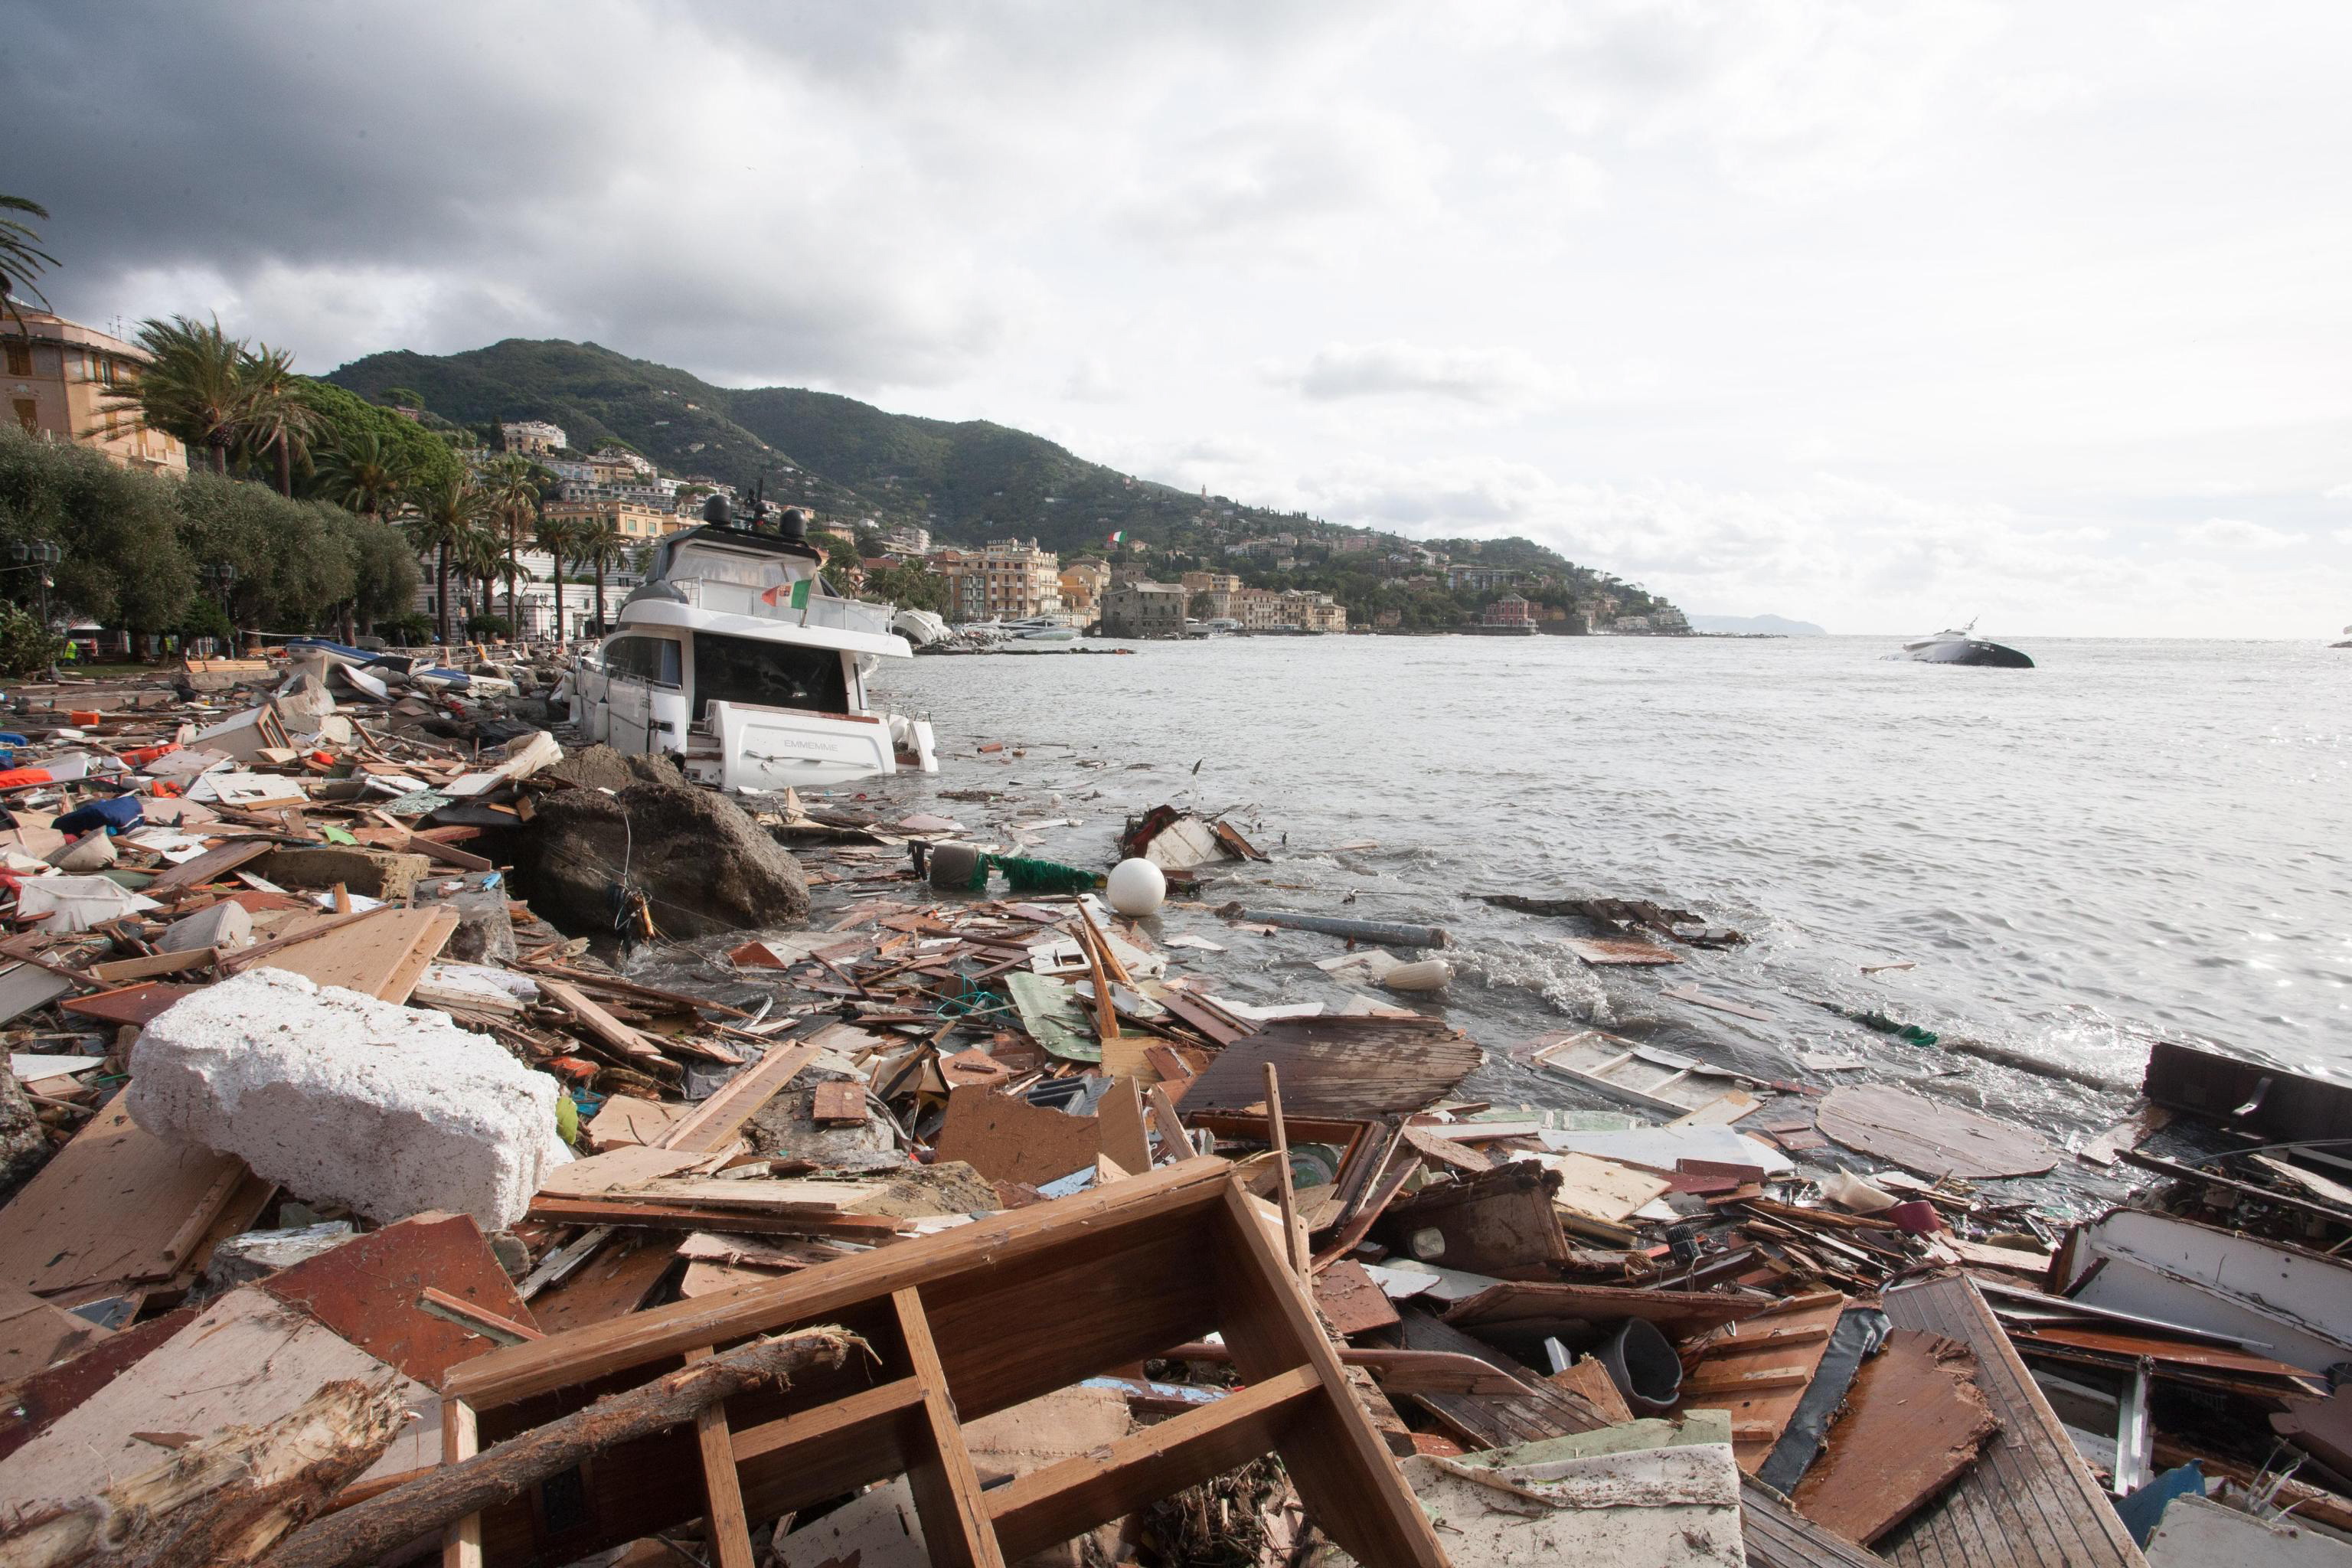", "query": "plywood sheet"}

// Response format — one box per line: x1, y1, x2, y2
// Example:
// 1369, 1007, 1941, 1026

0, 962, 74, 1026
0, 1096, 247, 1301
256, 1210, 538, 1387
1818, 1085, 2058, 1179
0, 1286, 438, 1511
0, 1282, 109, 1393
1183, 1016, 1483, 1119
144, 838, 272, 893
1315, 1259, 1402, 1338
1792, 1330, 1998, 1545
931, 1084, 1102, 1188
1533, 1151, 1671, 1223
255, 904, 459, 1002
